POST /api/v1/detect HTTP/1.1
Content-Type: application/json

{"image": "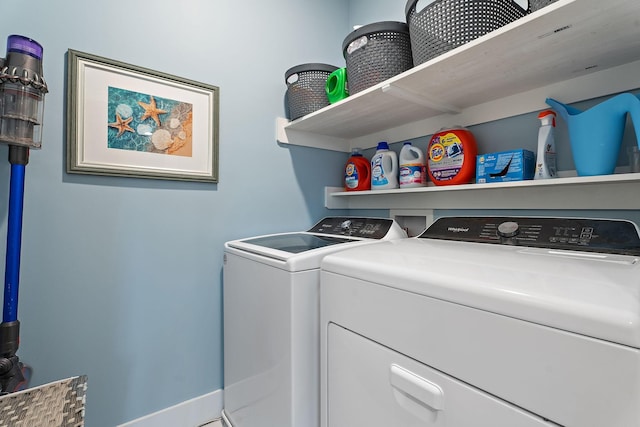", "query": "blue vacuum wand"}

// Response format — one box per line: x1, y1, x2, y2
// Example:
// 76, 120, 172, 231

0, 35, 47, 394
